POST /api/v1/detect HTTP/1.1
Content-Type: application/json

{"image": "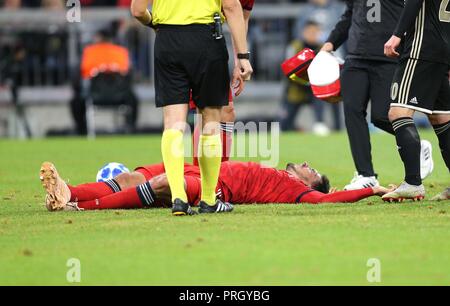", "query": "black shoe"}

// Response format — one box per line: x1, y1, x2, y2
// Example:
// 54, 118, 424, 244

172, 199, 197, 216
198, 199, 234, 214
